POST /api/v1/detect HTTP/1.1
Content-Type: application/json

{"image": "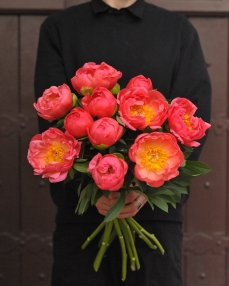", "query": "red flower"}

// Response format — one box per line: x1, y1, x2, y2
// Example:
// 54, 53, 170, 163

87, 117, 123, 150
71, 62, 122, 95
88, 153, 128, 191
126, 75, 153, 91
168, 98, 211, 147
64, 107, 94, 138
118, 88, 168, 131
34, 84, 73, 121
82, 87, 117, 118
27, 128, 81, 183
129, 132, 184, 187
